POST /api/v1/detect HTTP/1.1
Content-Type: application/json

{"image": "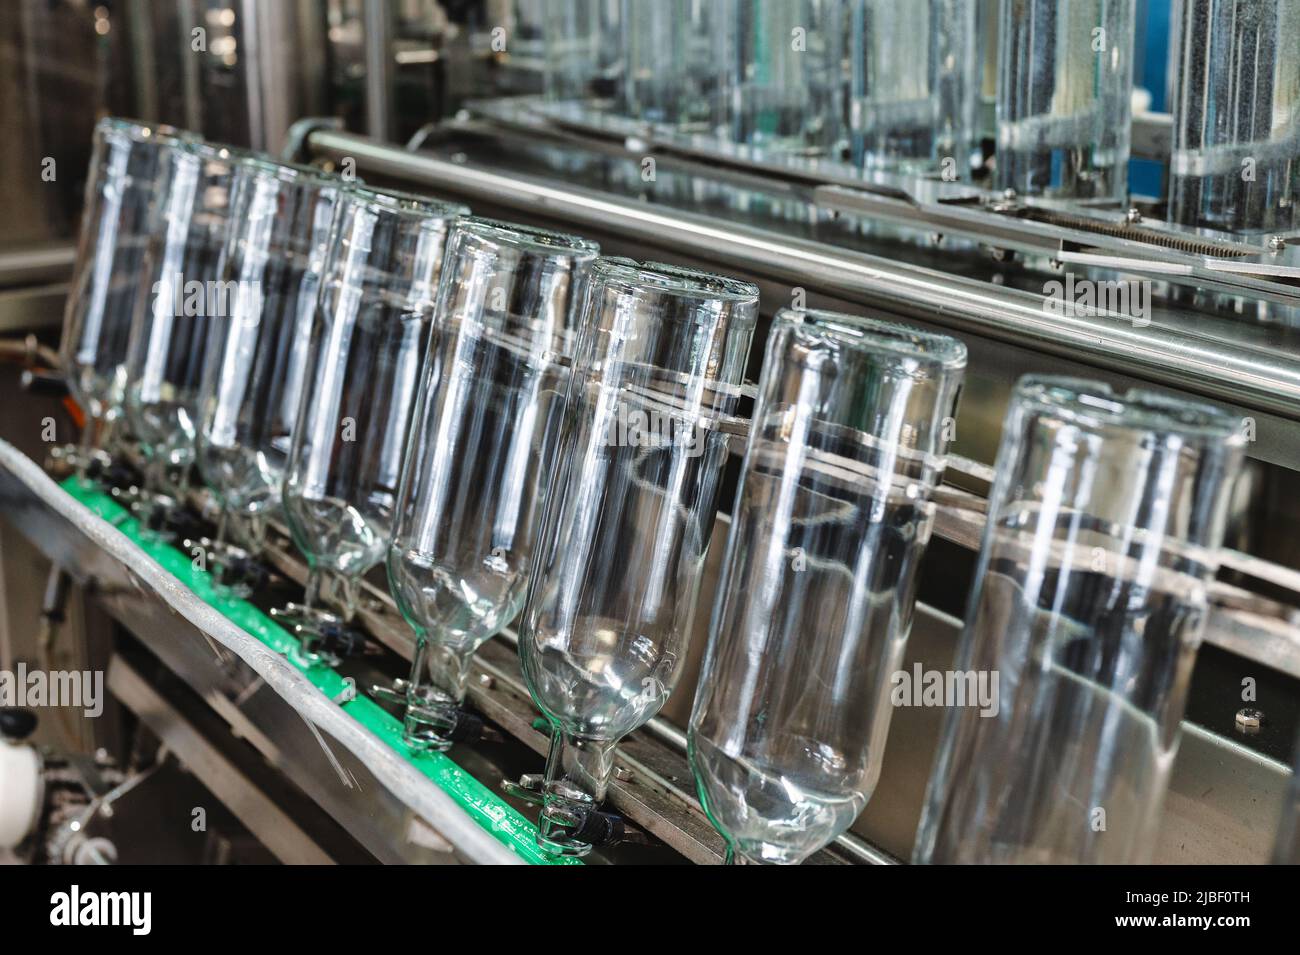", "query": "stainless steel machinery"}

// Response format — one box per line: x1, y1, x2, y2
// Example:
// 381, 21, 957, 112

0, 0, 1297, 867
